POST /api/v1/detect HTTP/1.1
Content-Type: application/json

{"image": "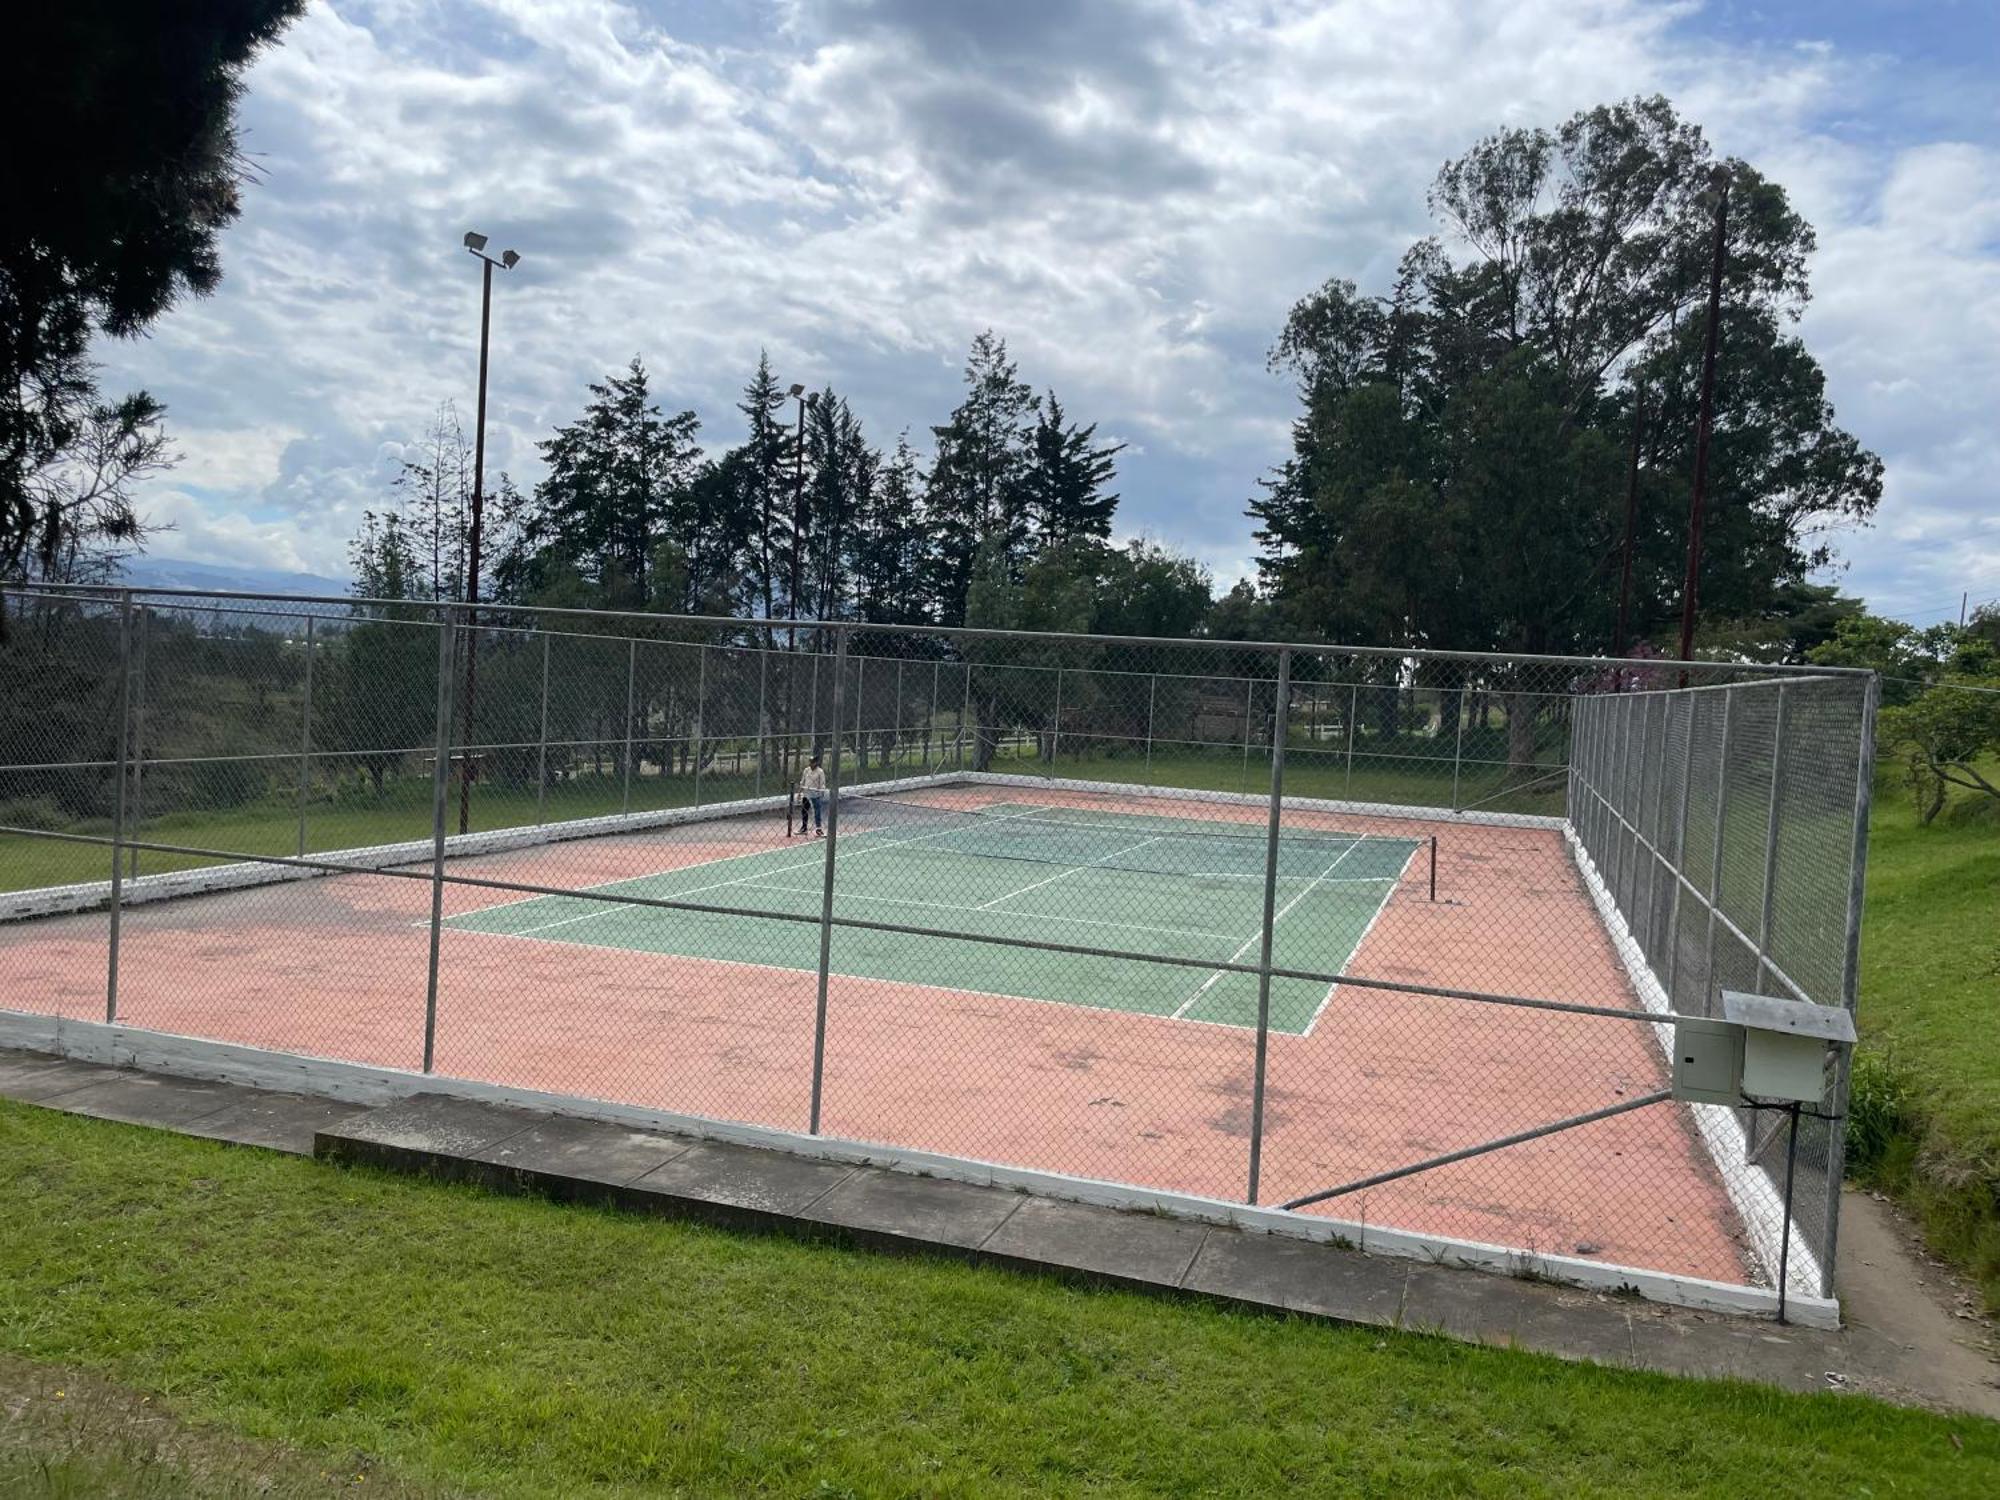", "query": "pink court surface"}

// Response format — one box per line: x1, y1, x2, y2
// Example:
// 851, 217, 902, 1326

0, 780, 1752, 1287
